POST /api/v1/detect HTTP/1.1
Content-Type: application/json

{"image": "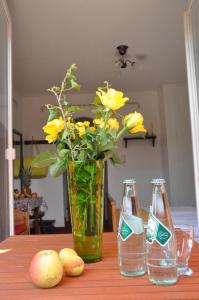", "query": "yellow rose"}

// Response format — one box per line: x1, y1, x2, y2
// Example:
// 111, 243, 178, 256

130, 125, 147, 134
123, 112, 144, 129
96, 88, 128, 111
108, 118, 119, 129
43, 117, 65, 143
